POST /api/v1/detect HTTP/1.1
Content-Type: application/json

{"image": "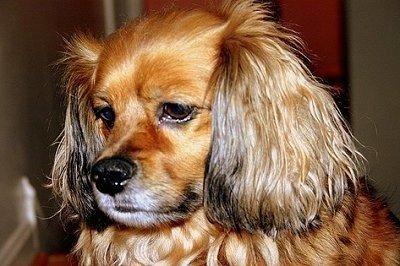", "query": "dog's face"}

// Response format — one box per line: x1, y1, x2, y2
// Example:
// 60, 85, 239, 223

82, 12, 224, 227
53, 1, 362, 236
89, 12, 222, 227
